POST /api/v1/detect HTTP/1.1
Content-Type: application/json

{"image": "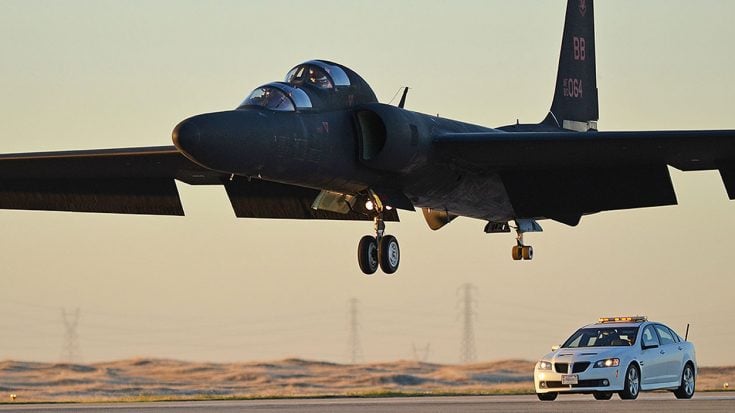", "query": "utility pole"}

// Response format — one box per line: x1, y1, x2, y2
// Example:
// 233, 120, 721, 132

61, 308, 81, 363
458, 283, 477, 364
348, 298, 362, 364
